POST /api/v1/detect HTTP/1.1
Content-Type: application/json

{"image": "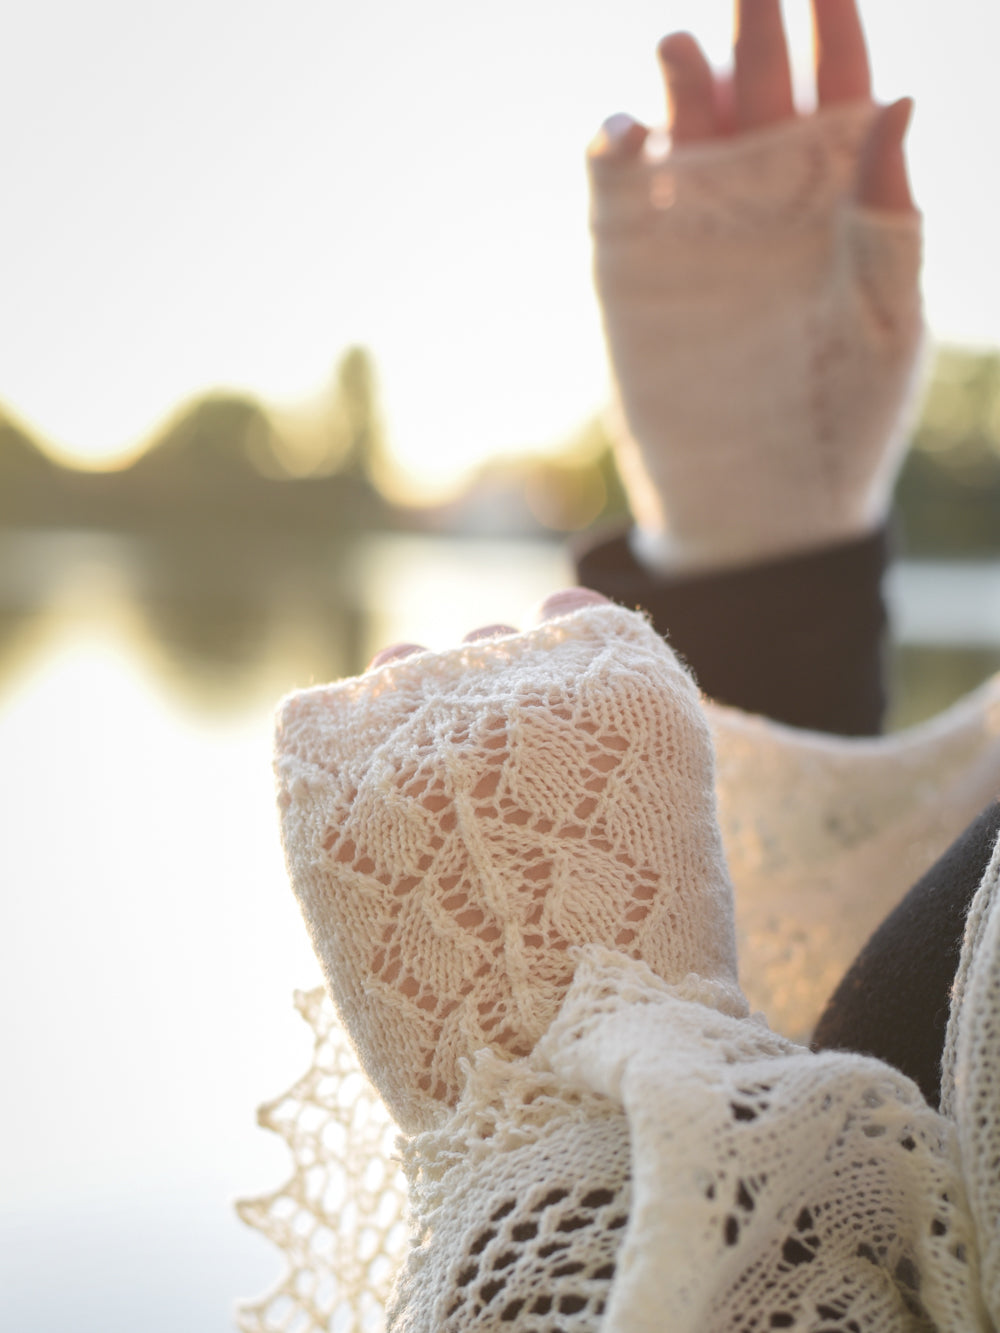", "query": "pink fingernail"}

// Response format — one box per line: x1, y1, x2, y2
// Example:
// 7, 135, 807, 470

366, 643, 426, 671
602, 113, 636, 143
462, 624, 519, 644
537, 588, 612, 622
